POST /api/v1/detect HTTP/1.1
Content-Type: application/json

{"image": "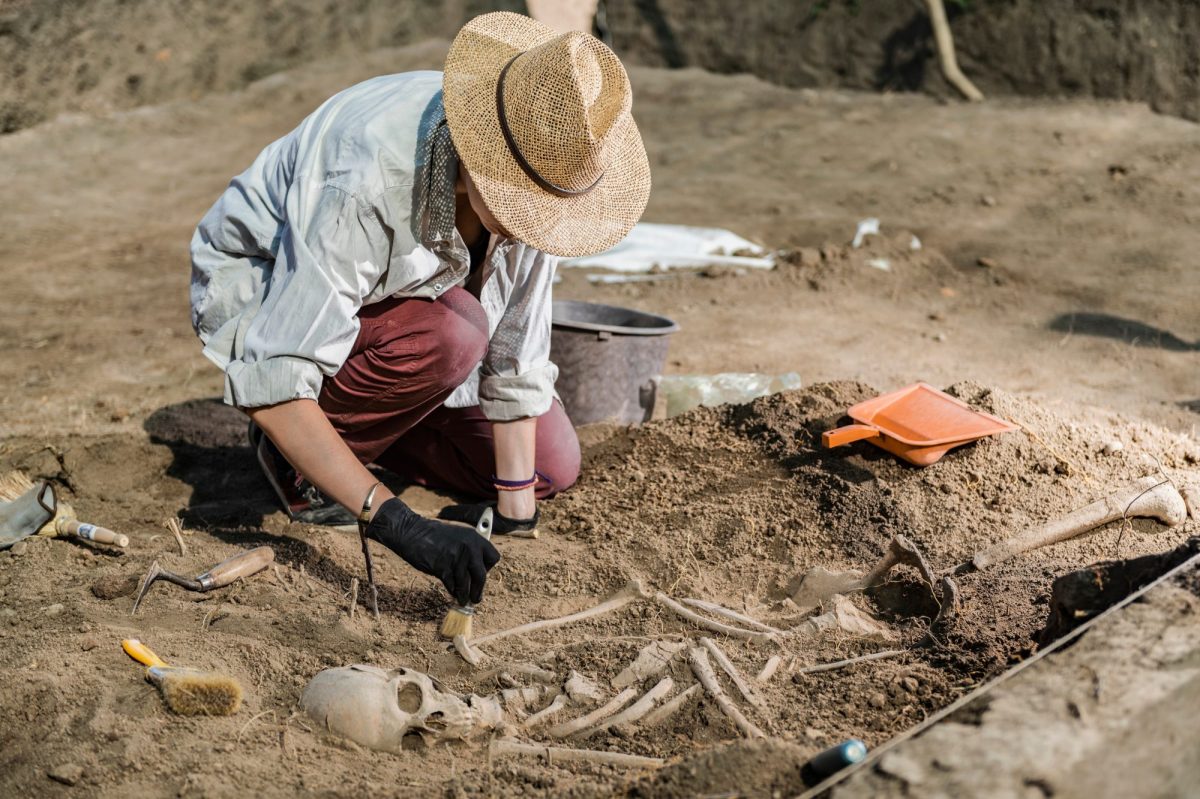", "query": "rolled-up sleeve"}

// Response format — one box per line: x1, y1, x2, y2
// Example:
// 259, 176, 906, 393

224, 184, 385, 408
478, 248, 559, 421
